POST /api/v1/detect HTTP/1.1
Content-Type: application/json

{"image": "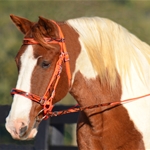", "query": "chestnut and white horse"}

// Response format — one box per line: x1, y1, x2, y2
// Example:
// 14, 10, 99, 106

5, 15, 150, 150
